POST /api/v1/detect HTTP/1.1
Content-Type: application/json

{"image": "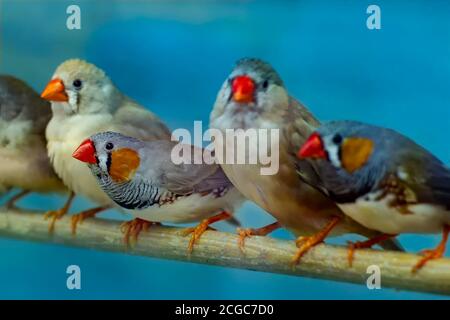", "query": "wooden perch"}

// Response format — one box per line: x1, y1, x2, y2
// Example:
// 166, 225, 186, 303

0, 208, 449, 296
